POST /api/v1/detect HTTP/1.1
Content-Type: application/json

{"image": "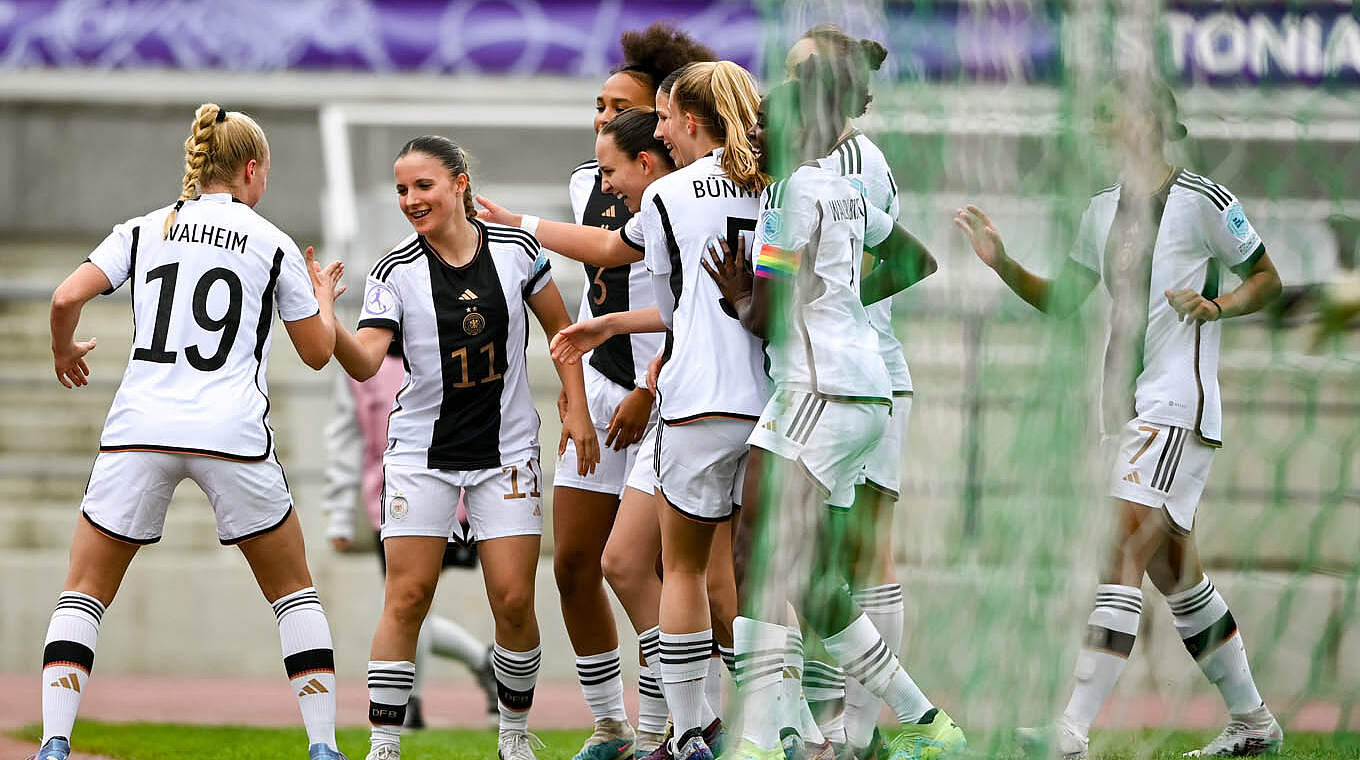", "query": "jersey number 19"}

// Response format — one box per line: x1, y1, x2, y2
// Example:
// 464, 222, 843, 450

133, 262, 244, 372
